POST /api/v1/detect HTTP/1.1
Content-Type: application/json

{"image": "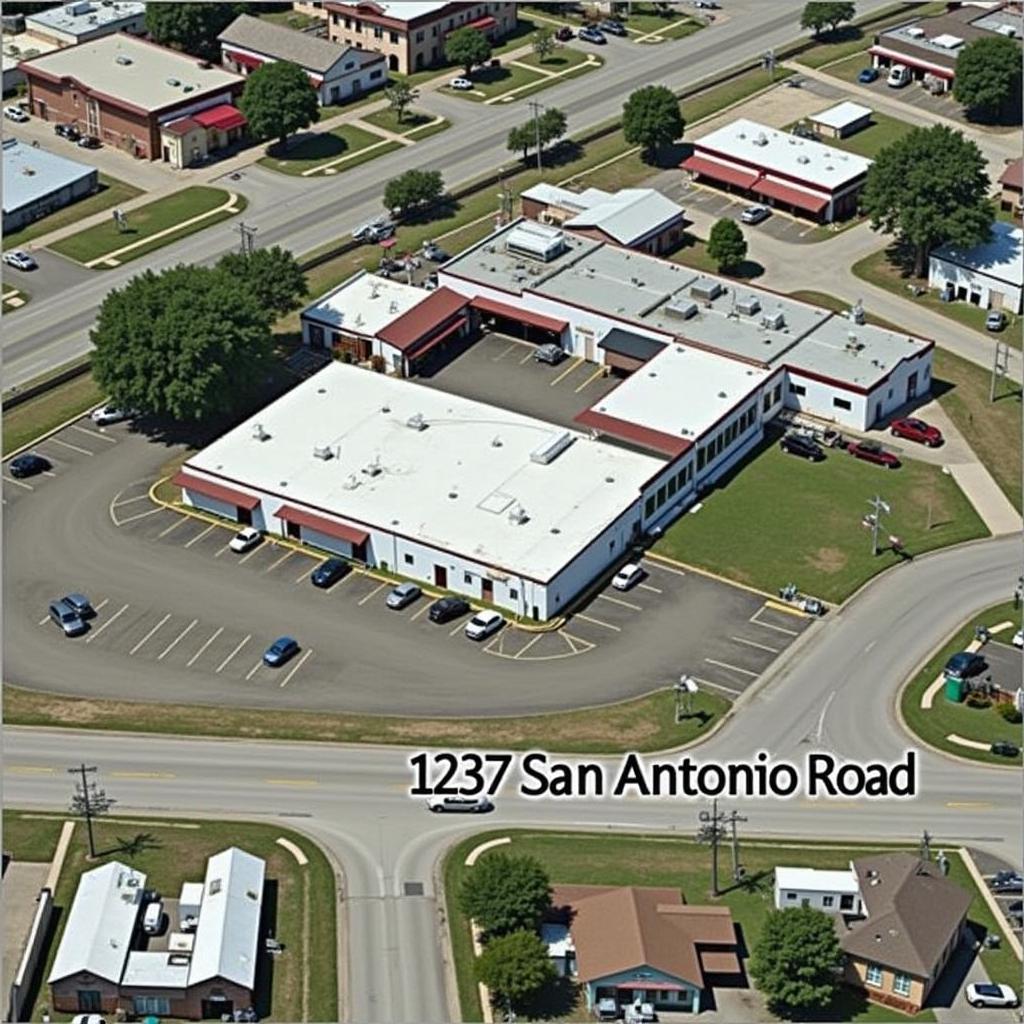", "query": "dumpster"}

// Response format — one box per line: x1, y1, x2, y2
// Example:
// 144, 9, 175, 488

944, 674, 966, 703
